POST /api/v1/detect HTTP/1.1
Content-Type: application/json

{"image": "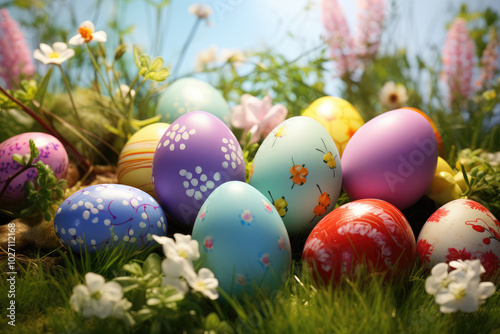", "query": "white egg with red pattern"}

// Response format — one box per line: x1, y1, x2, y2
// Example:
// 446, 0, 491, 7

417, 199, 500, 279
